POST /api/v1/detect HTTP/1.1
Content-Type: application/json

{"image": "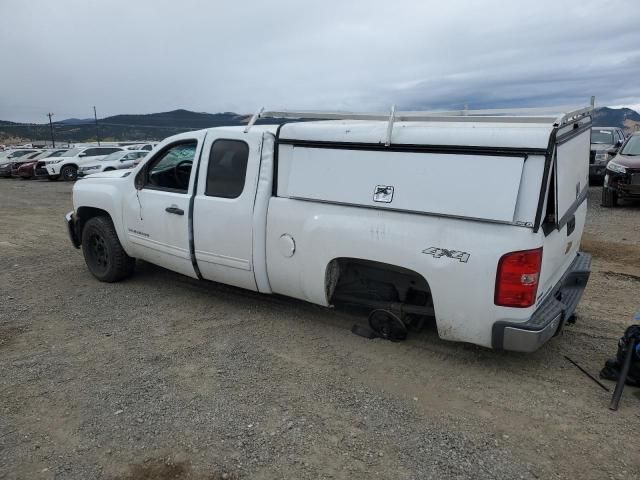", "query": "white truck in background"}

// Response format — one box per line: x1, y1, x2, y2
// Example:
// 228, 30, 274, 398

66, 106, 593, 352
